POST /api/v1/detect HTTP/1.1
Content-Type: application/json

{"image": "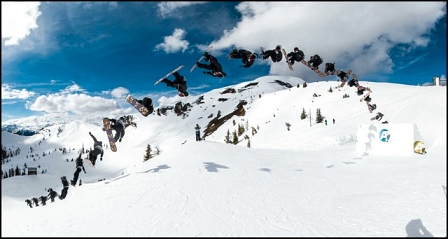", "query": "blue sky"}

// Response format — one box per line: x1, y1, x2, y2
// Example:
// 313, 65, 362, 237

1, 2, 446, 122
